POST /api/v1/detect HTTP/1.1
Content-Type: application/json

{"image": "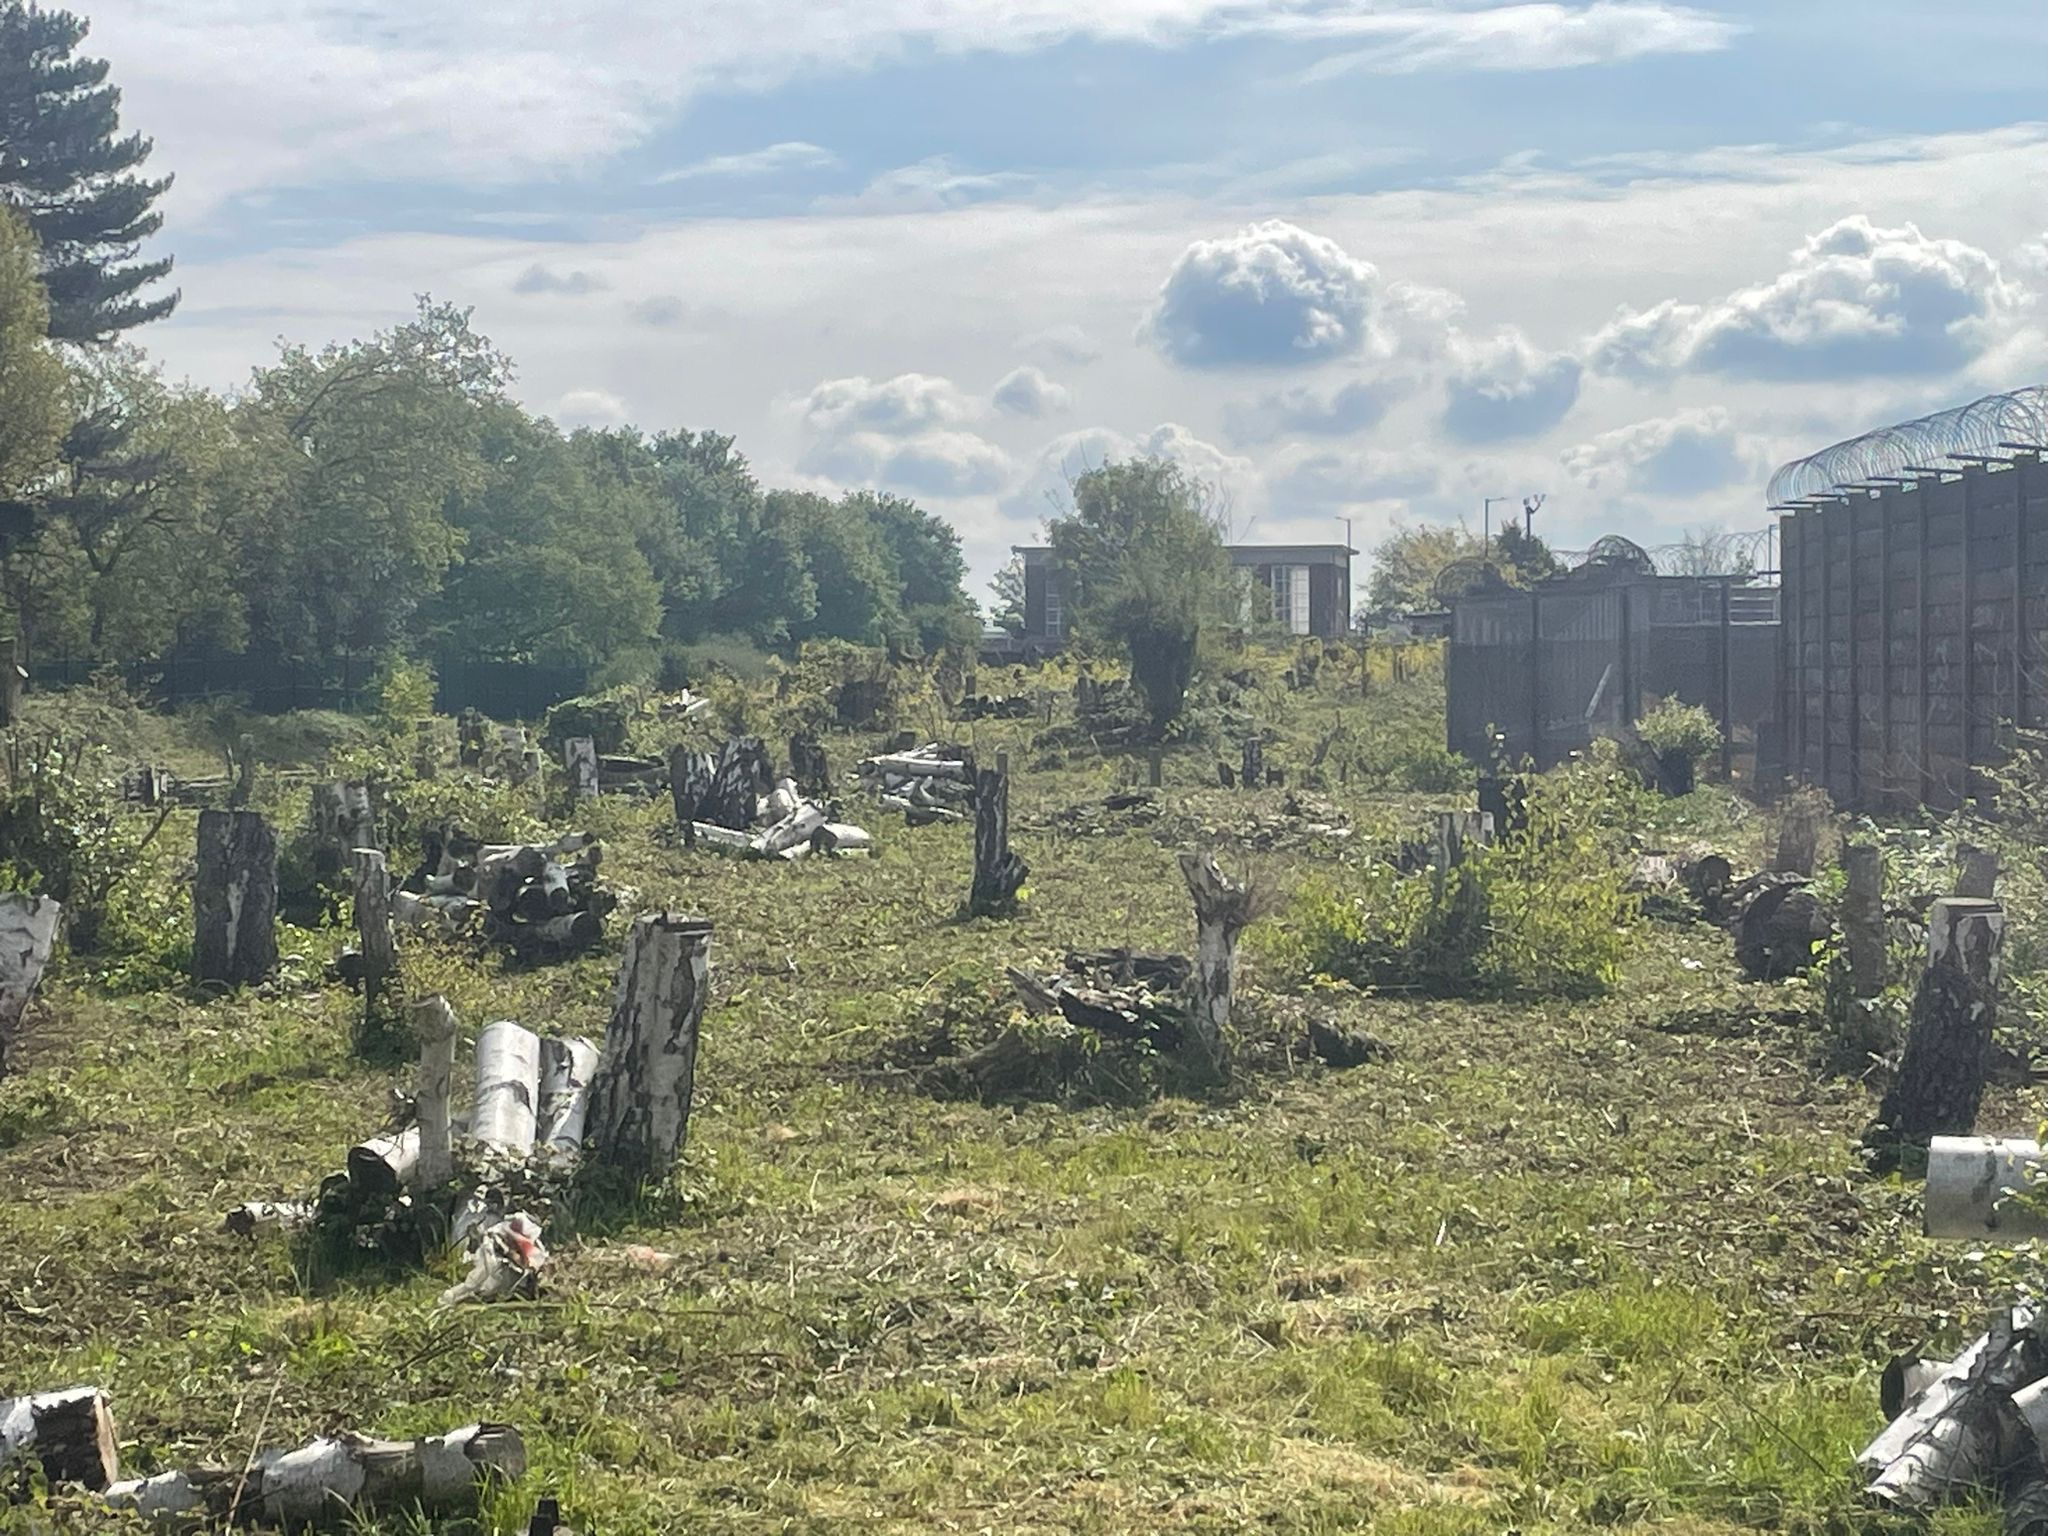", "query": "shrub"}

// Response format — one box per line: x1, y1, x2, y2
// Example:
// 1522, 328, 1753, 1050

1635, 700, 1722, 795
1267, 755, 1639, 999
542, 685, 642, 754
